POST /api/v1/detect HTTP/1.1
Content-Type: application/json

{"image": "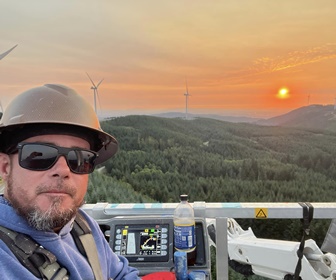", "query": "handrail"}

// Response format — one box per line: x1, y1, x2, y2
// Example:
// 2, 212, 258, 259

82, 201, 336, 219
82, 202, 336, 280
